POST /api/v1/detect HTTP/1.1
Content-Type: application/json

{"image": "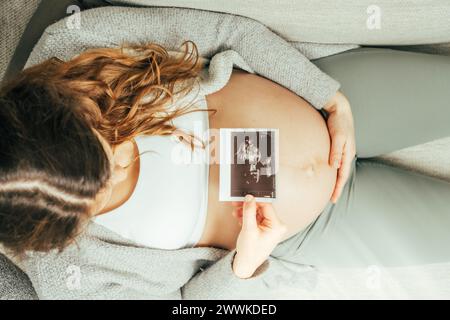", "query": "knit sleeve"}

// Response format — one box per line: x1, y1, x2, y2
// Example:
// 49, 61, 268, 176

27, 6, 339, 109
180, 249, 317, 299
181, 250, 271, 299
